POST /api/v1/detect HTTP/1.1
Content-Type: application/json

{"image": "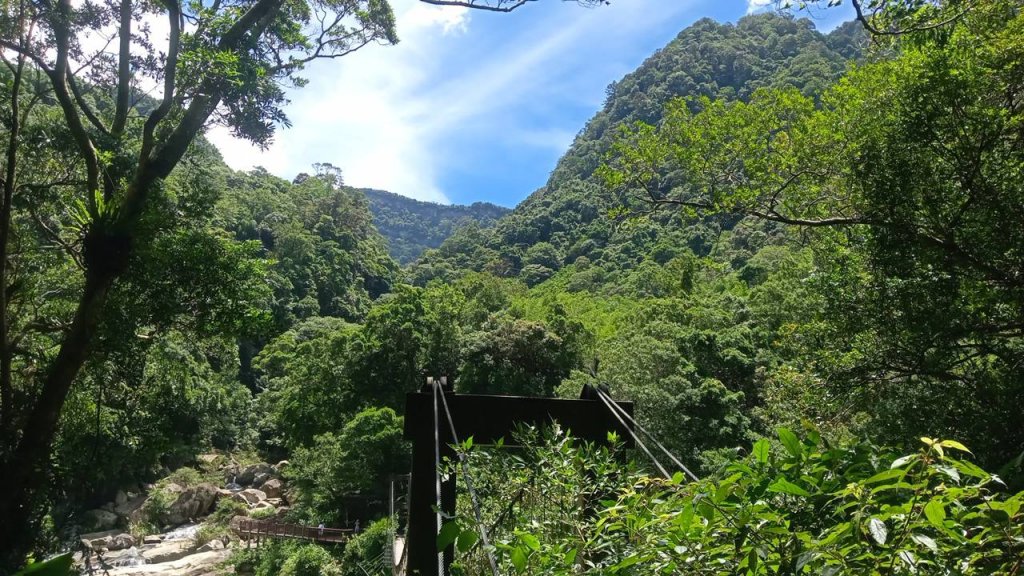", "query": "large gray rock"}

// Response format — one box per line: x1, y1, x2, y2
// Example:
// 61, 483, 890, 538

107, 549, 228, 575
196, 539, 223, 553
115, 494, 147, 520
108, 533, 136, 551
259, 478, 283, 499
233, 488, 265, 506
82, 509, 119, 531
141, 541, 193, 564
115, 490, 129, 506
163, 483, 219, 525
235, 463, 274, 486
